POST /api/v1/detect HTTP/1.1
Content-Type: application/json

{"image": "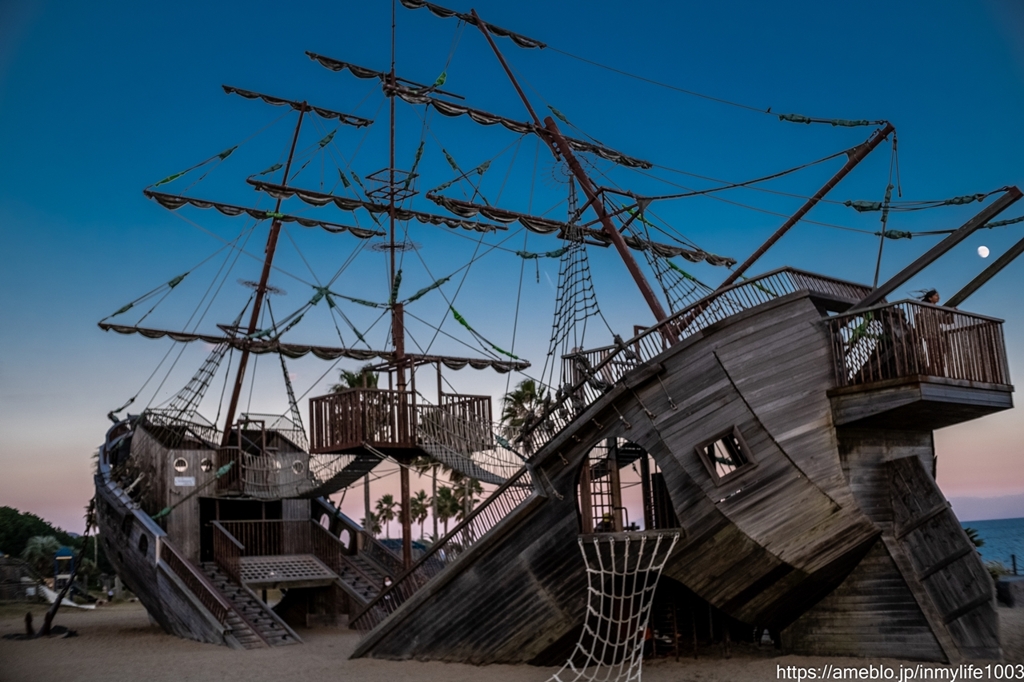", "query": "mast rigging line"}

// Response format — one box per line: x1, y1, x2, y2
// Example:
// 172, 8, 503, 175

545, 45, 887, 129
